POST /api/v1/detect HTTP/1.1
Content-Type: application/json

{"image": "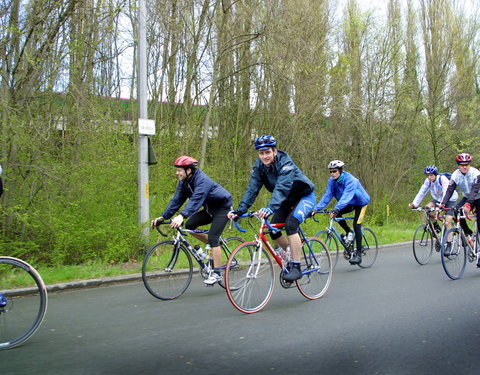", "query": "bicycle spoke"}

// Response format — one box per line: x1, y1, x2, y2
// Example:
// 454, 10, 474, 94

296, 237, 332, 300
142, 241, 193, 300
0, 257, 48, 350
225, 242, 274, 314
413, 224, 434, 265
